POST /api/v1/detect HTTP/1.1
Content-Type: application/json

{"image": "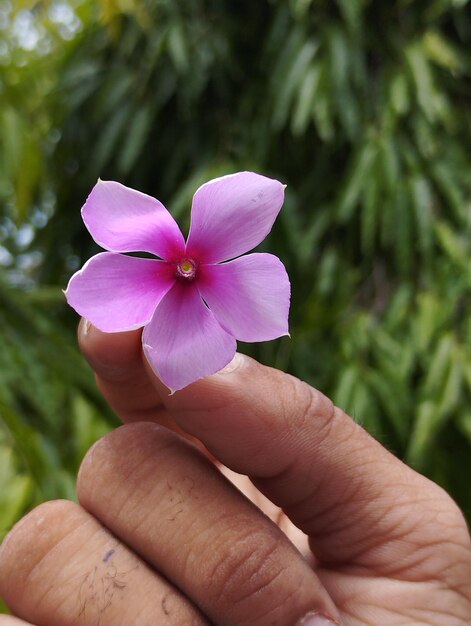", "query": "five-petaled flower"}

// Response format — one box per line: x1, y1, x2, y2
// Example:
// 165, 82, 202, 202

65, 172, 291, 392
